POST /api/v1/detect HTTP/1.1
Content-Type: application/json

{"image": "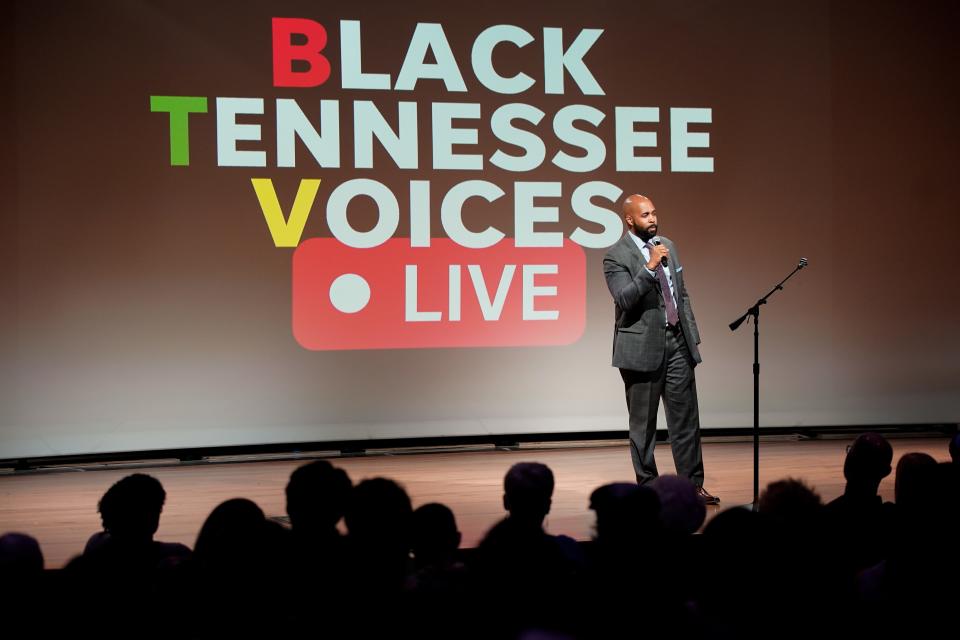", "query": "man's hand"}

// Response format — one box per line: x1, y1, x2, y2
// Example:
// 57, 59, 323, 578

646, 244, 670, 270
